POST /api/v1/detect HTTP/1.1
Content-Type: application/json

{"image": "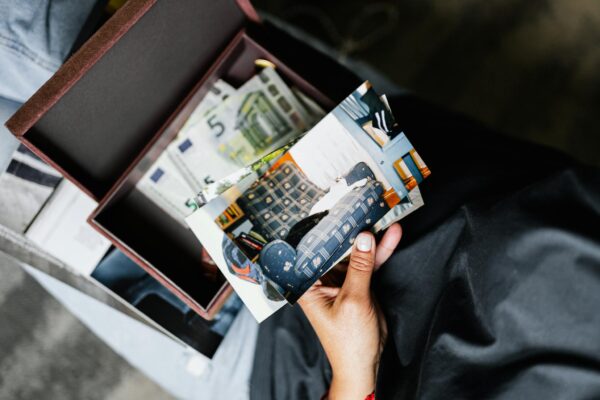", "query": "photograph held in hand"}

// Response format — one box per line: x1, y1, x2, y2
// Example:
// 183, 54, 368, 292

185, 79, 430, 322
